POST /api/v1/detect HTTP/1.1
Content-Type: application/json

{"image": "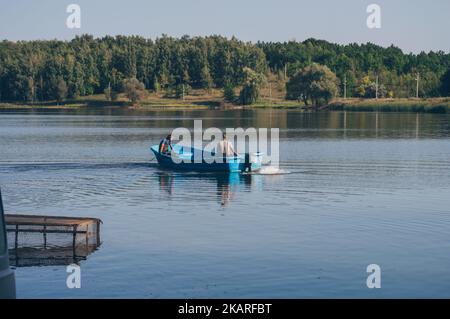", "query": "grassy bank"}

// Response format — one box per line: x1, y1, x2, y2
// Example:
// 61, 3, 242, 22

328, 98, 450, 113
1, 92, 450, 113
0, 88, 305, 110
0, 95, 207, 110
